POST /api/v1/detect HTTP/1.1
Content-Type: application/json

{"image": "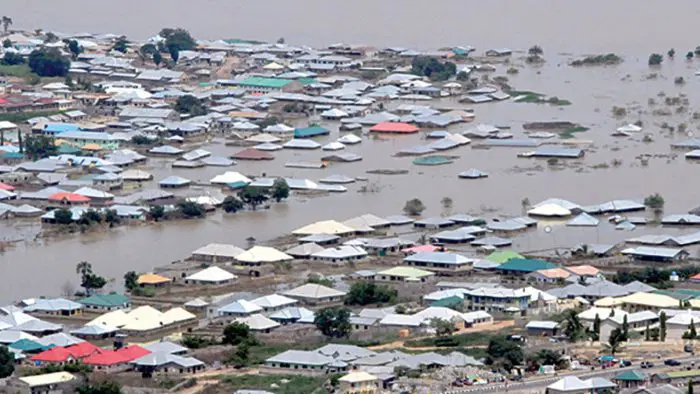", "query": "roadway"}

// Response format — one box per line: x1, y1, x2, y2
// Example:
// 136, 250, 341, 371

444, 354, 700, 393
